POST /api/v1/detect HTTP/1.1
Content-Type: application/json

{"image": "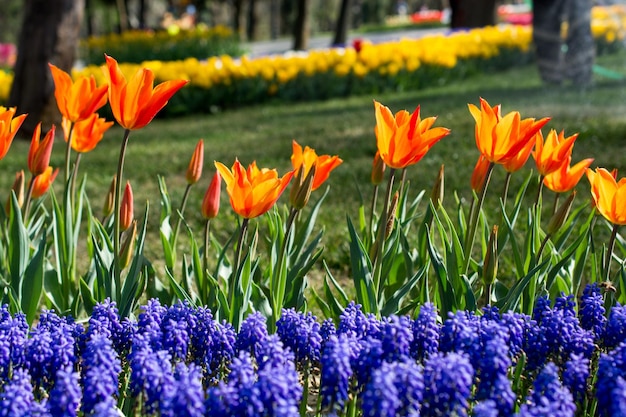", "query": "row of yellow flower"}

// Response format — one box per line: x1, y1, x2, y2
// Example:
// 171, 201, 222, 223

77, 24, 532, 90
0, 6, 625, 110
79, 24, 242, 65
